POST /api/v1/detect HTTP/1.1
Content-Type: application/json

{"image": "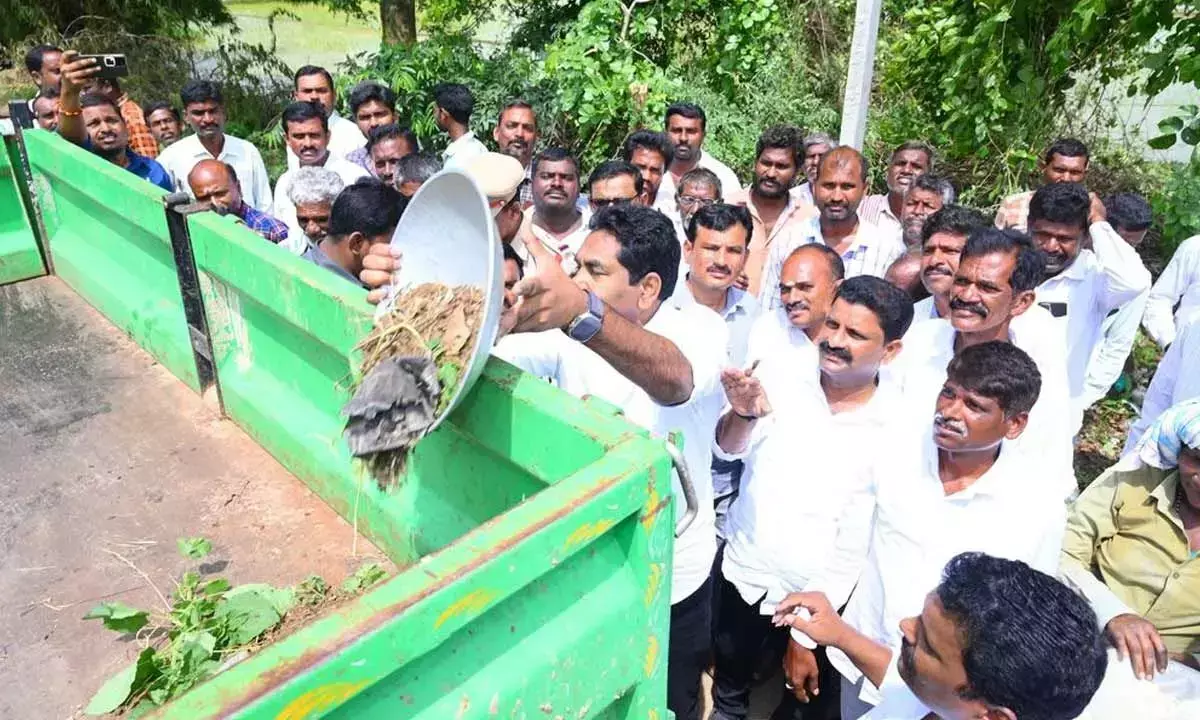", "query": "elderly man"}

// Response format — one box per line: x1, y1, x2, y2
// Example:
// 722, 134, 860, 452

434, 82, 488, 169
366, 124, 418, 186
775, 553, 1106, 720
493, 99, 538, 206
910, 205, 989, 323
287, 65, 365, 168
345, 82, 399, 173
143, 101, 182, 150
713, 276, 912, 719
1028, 183, 1151, 418
995, 137, 1090, 232
759, 147, 905, 309
156, 80, 272, 211
622, 129, 672, 207
654, 102, 741, 224
512, 148, 589, 267
588, 160, 644, 212
286, 166, 344, 249
395, 152, 442, 197
273, 101, 369, 254
303, 178, 403, 288
56, 52, 171, 191
790, 132, 834, 207
673, 167, 721, 245
728, 126, 812, 297
858, 141, 934, 242
32, 86, 59, 131
188, 160, 289, 243
898, 173, 955, 248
